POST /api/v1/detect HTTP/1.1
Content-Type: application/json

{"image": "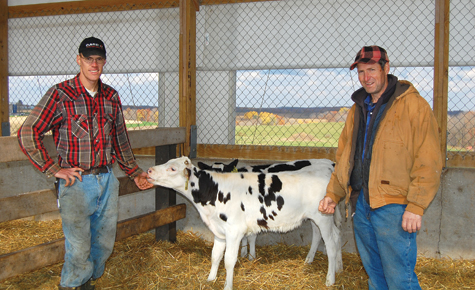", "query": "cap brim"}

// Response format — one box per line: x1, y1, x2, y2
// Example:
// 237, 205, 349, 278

81, 49, 106, 58
350, 59, 378, 70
